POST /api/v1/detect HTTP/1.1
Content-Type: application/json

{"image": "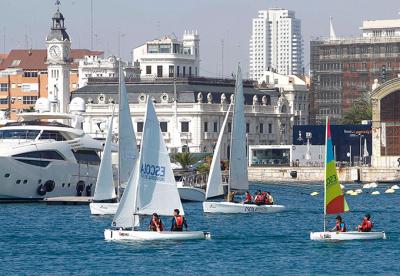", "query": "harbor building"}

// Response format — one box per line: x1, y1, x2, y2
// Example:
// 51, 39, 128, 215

72, 77, 293, 157
371, 77, 400, 168
310, 18, 400, 124
249, 8, 303, 80
0, 7, 102, 118
132, 31, 200, 79
257, 70, 309, 125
